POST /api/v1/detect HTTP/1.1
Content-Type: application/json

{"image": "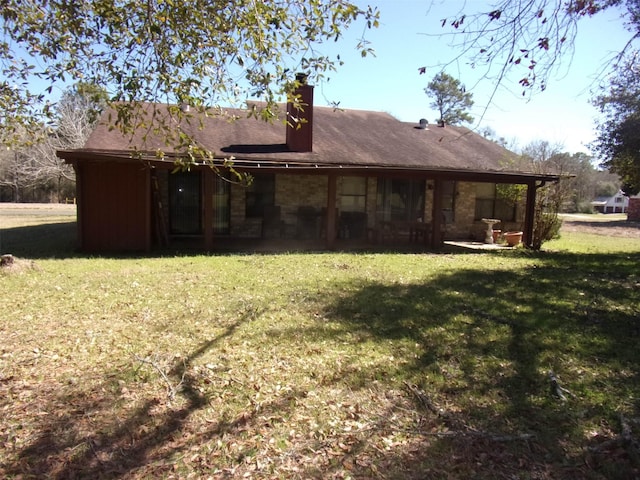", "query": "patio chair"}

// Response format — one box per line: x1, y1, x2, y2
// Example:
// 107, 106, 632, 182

262, 205, 285, 238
